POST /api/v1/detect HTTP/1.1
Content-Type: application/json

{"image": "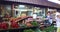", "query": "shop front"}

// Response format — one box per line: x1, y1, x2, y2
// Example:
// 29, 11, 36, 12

0, 0, 60, 32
